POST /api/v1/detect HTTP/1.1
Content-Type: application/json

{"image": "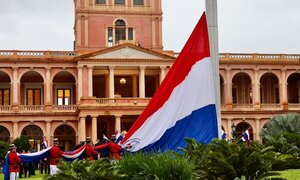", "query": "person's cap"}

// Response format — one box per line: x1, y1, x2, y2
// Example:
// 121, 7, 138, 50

111, 135, 116, 140
53, 138, 59, 144
9, 144, 17, 150
86, 137, 91, 143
